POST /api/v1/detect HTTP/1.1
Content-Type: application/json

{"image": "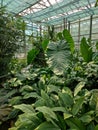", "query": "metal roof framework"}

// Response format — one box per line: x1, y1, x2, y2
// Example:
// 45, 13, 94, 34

0, 0, 97, 26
